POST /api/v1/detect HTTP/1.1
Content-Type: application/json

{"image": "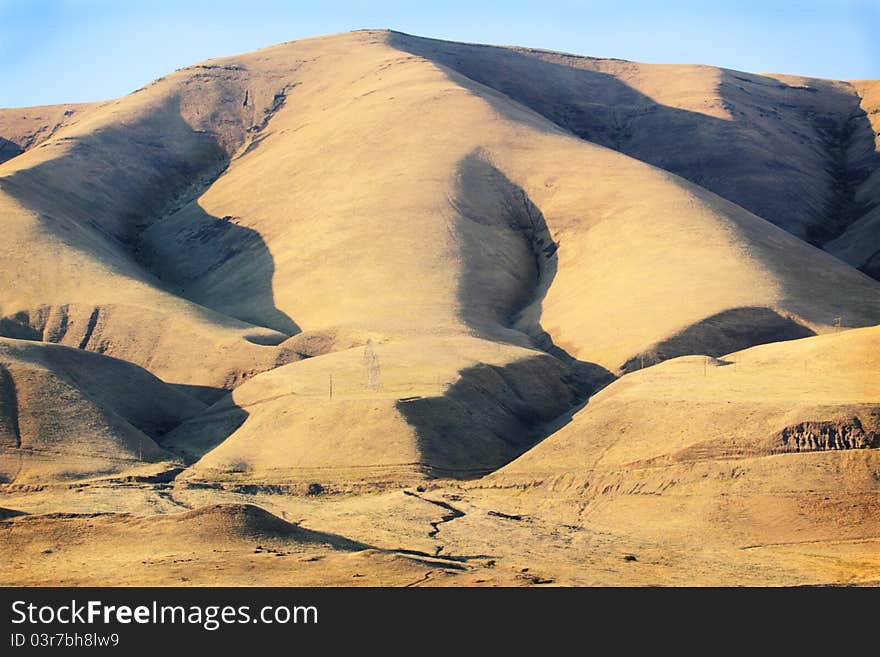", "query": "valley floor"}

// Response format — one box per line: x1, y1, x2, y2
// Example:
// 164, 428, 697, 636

3, 474, 878, 586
